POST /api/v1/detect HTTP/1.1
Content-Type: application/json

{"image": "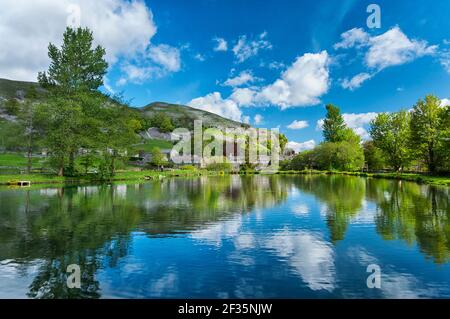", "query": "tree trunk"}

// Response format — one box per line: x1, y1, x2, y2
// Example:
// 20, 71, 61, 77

69, 151, 75, 174
27, 146, 33, 174
58, 159, 64, 177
